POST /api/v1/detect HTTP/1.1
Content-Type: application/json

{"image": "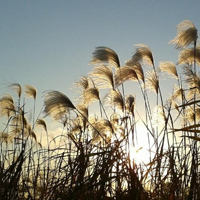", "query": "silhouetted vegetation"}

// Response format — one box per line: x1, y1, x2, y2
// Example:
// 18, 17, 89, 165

0, 20, 200, 199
